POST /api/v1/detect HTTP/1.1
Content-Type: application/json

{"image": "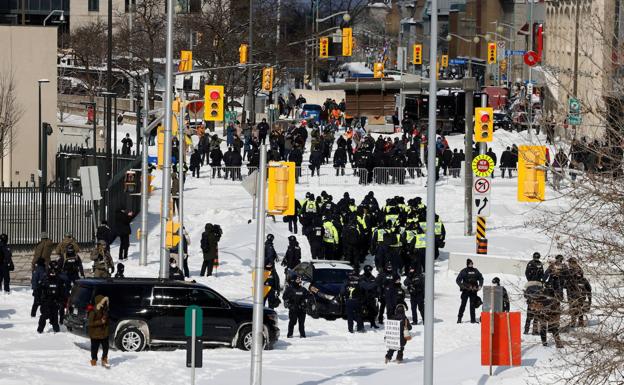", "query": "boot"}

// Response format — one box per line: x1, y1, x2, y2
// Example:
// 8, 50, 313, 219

90, 360, 97, 367
396, 352, 404, 363
102, 357, 110, 368
457, 317, 462, 324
